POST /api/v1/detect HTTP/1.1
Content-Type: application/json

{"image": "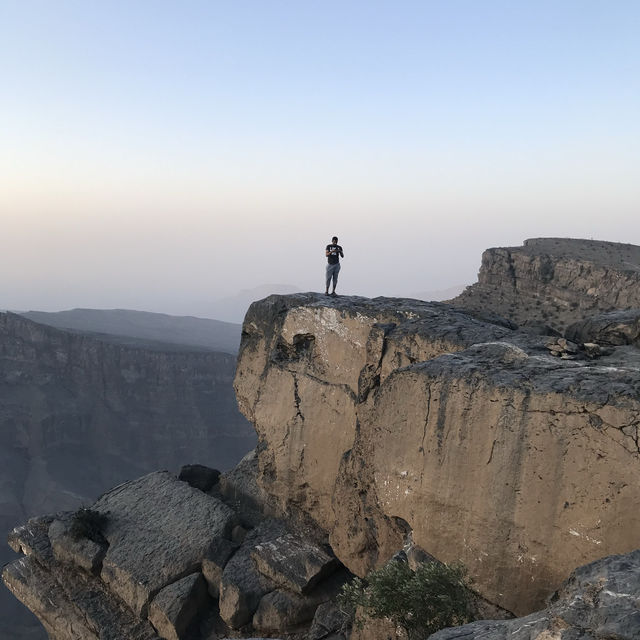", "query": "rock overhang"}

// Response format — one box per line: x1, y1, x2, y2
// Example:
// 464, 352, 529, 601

234, 292, 640, 616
